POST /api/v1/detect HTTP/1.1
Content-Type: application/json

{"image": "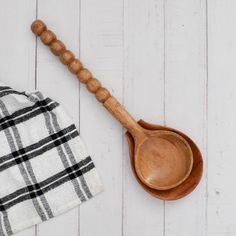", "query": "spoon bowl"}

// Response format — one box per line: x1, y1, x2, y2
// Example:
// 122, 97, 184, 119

126, 120, 203, 200
134, 130, 193, 190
